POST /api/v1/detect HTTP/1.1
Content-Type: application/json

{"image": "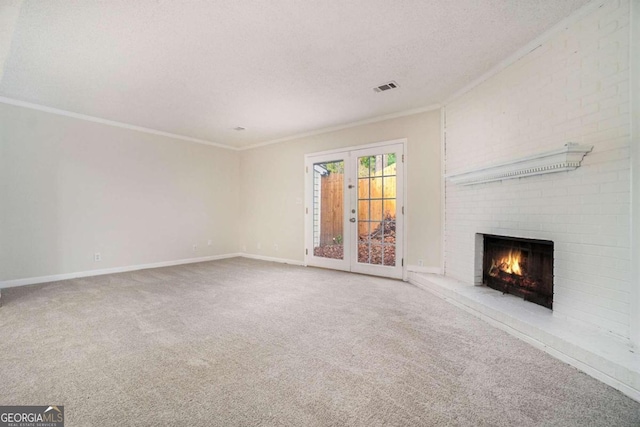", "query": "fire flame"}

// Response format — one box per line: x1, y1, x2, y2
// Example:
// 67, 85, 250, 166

491, 249, 523, 276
